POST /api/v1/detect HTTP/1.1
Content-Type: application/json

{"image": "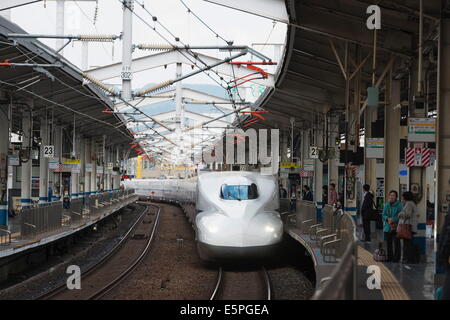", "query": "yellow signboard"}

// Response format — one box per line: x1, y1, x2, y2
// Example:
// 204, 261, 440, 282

63, 158, 81, 164
280, 162, 301, 168
136, 156, 142, 179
